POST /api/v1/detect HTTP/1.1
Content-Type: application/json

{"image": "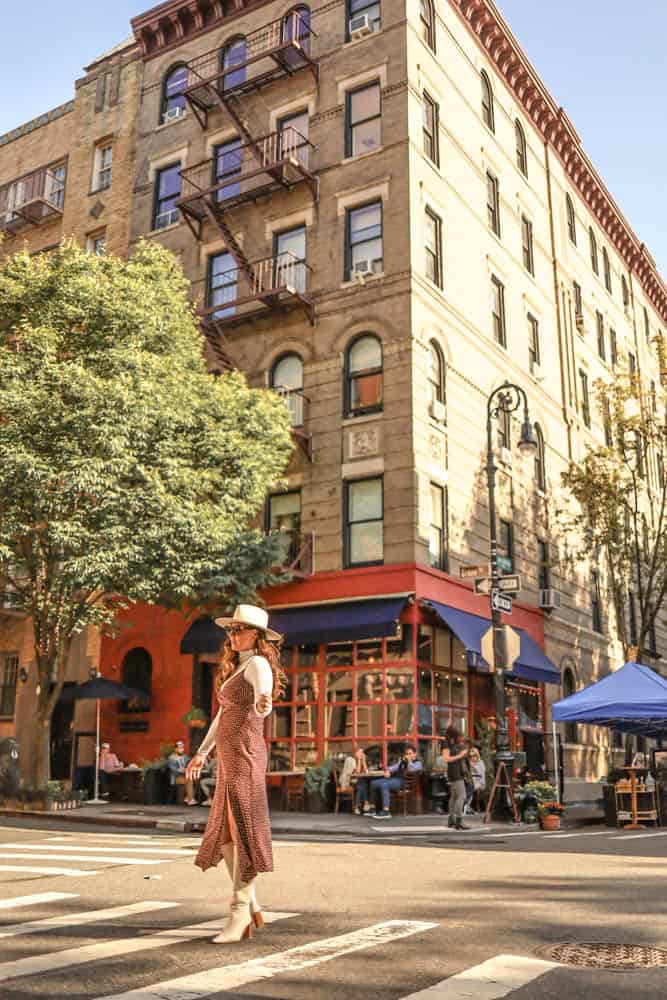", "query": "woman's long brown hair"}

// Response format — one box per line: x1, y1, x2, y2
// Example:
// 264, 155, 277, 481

215, 634, 287, 700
